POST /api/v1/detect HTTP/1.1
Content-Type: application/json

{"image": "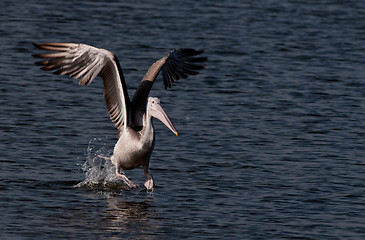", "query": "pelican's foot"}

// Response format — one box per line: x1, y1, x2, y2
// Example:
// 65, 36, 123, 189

144, 178, 154, 191
124, 179, 137, 189
116, 172, 137, 189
